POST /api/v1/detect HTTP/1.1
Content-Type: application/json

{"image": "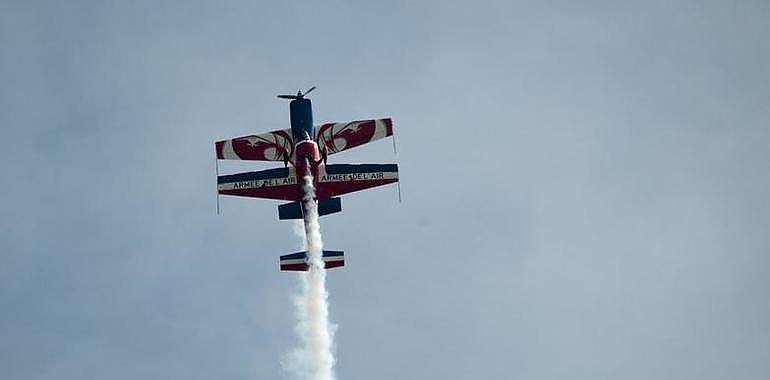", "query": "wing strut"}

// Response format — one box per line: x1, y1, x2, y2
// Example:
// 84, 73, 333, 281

392, 128, 401, 202
215, 153, 221, 215
392, 127, 398, 155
